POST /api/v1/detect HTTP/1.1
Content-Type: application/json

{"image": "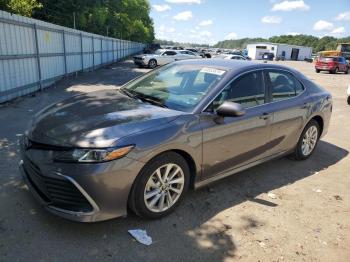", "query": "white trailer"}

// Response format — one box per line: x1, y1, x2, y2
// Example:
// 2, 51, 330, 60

247, 42, 312, 61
